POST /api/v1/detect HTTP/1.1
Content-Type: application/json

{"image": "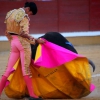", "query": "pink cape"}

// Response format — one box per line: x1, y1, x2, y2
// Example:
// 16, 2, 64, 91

34, 40, 83, 68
